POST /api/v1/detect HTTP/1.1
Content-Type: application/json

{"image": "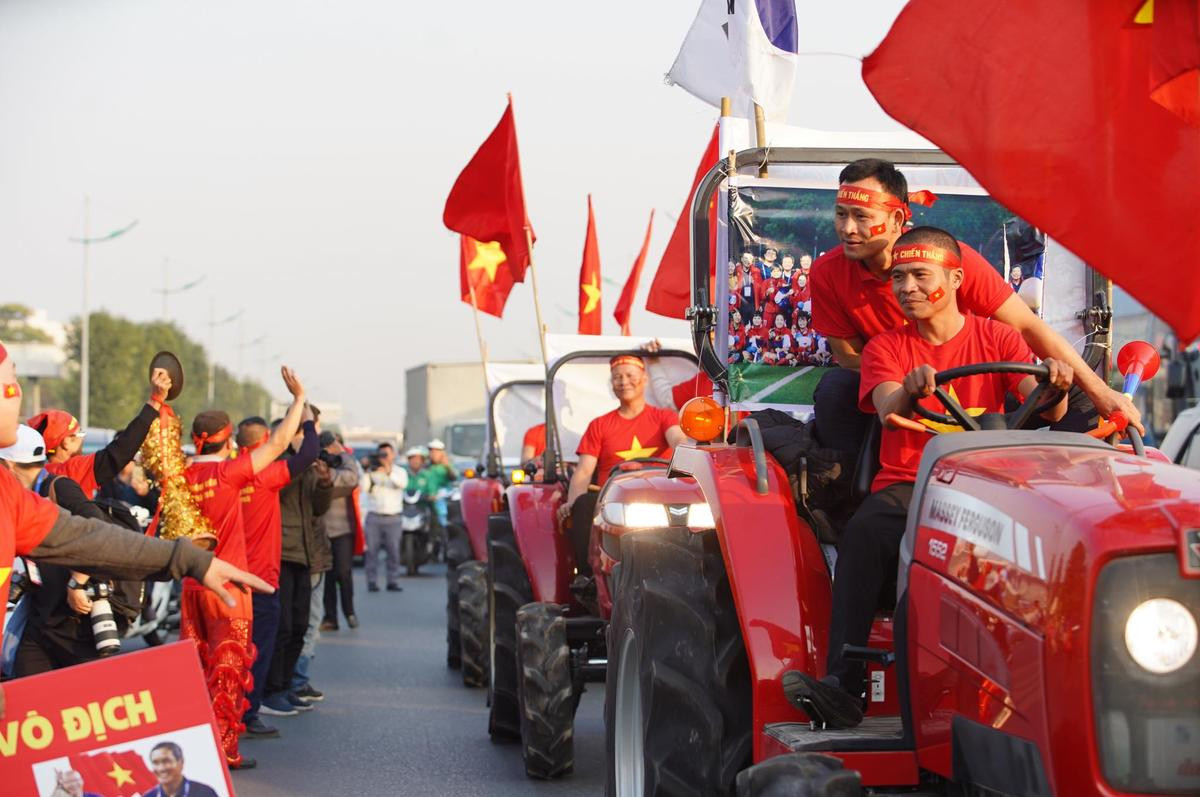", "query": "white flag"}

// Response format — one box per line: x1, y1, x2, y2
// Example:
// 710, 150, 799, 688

667, 0, 799, 122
